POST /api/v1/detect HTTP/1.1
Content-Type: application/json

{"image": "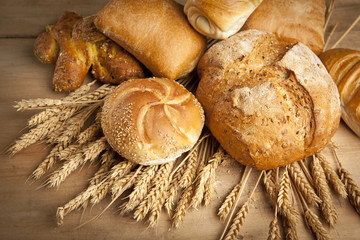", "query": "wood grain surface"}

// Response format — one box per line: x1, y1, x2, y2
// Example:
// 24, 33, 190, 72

0, 0, 359, 239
